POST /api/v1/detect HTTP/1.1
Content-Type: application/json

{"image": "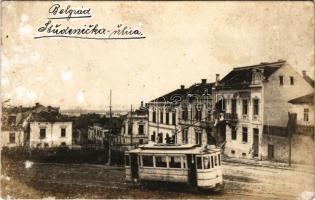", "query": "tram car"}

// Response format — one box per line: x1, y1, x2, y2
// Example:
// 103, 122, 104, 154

124, 143, 223, 190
